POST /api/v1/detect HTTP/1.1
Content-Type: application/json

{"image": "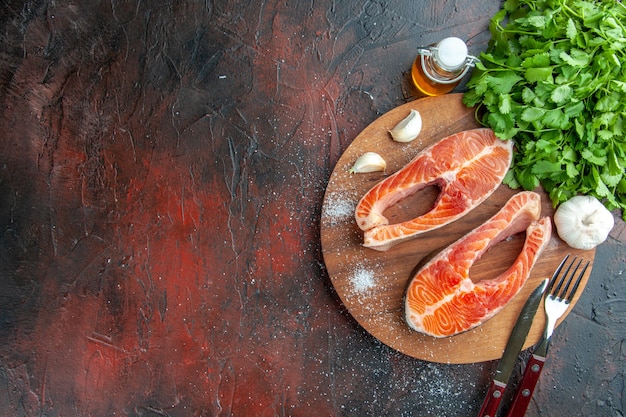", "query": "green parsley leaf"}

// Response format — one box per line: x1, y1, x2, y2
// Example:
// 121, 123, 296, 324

525, 67, 553, 83
551, 85, 573, 104
499, 94, 513, 114
463, 0, 626, 218
566, 18, 577, 40
582, 148, 607, 165
543, 108, 569, 129
486, 72, 524, 94
560, 49, 591, 67
521, 107, 545, 122
522, 53, 551, 68
564, 101, 584, 117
